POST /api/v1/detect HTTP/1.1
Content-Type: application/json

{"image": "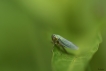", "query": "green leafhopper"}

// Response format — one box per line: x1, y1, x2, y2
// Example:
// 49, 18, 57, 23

51, 34, 78, 50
